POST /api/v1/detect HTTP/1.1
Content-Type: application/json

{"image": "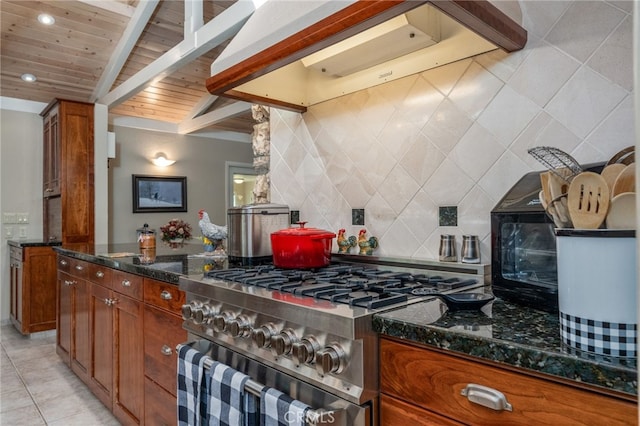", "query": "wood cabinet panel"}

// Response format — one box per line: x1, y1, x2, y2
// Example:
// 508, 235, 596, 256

380, 338, 636, 426
56, 270, 72, 364
145, 377, 177, 426
144, 304, 186, 396
89, 282, 113, 410
88, 263, 113, 290
70, 274, 90, 384
143, 278, 185, 314
113, 292, 144, 425
113, 270, 143, 300
380, 394, 461, 426
23, 247, 58, 330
